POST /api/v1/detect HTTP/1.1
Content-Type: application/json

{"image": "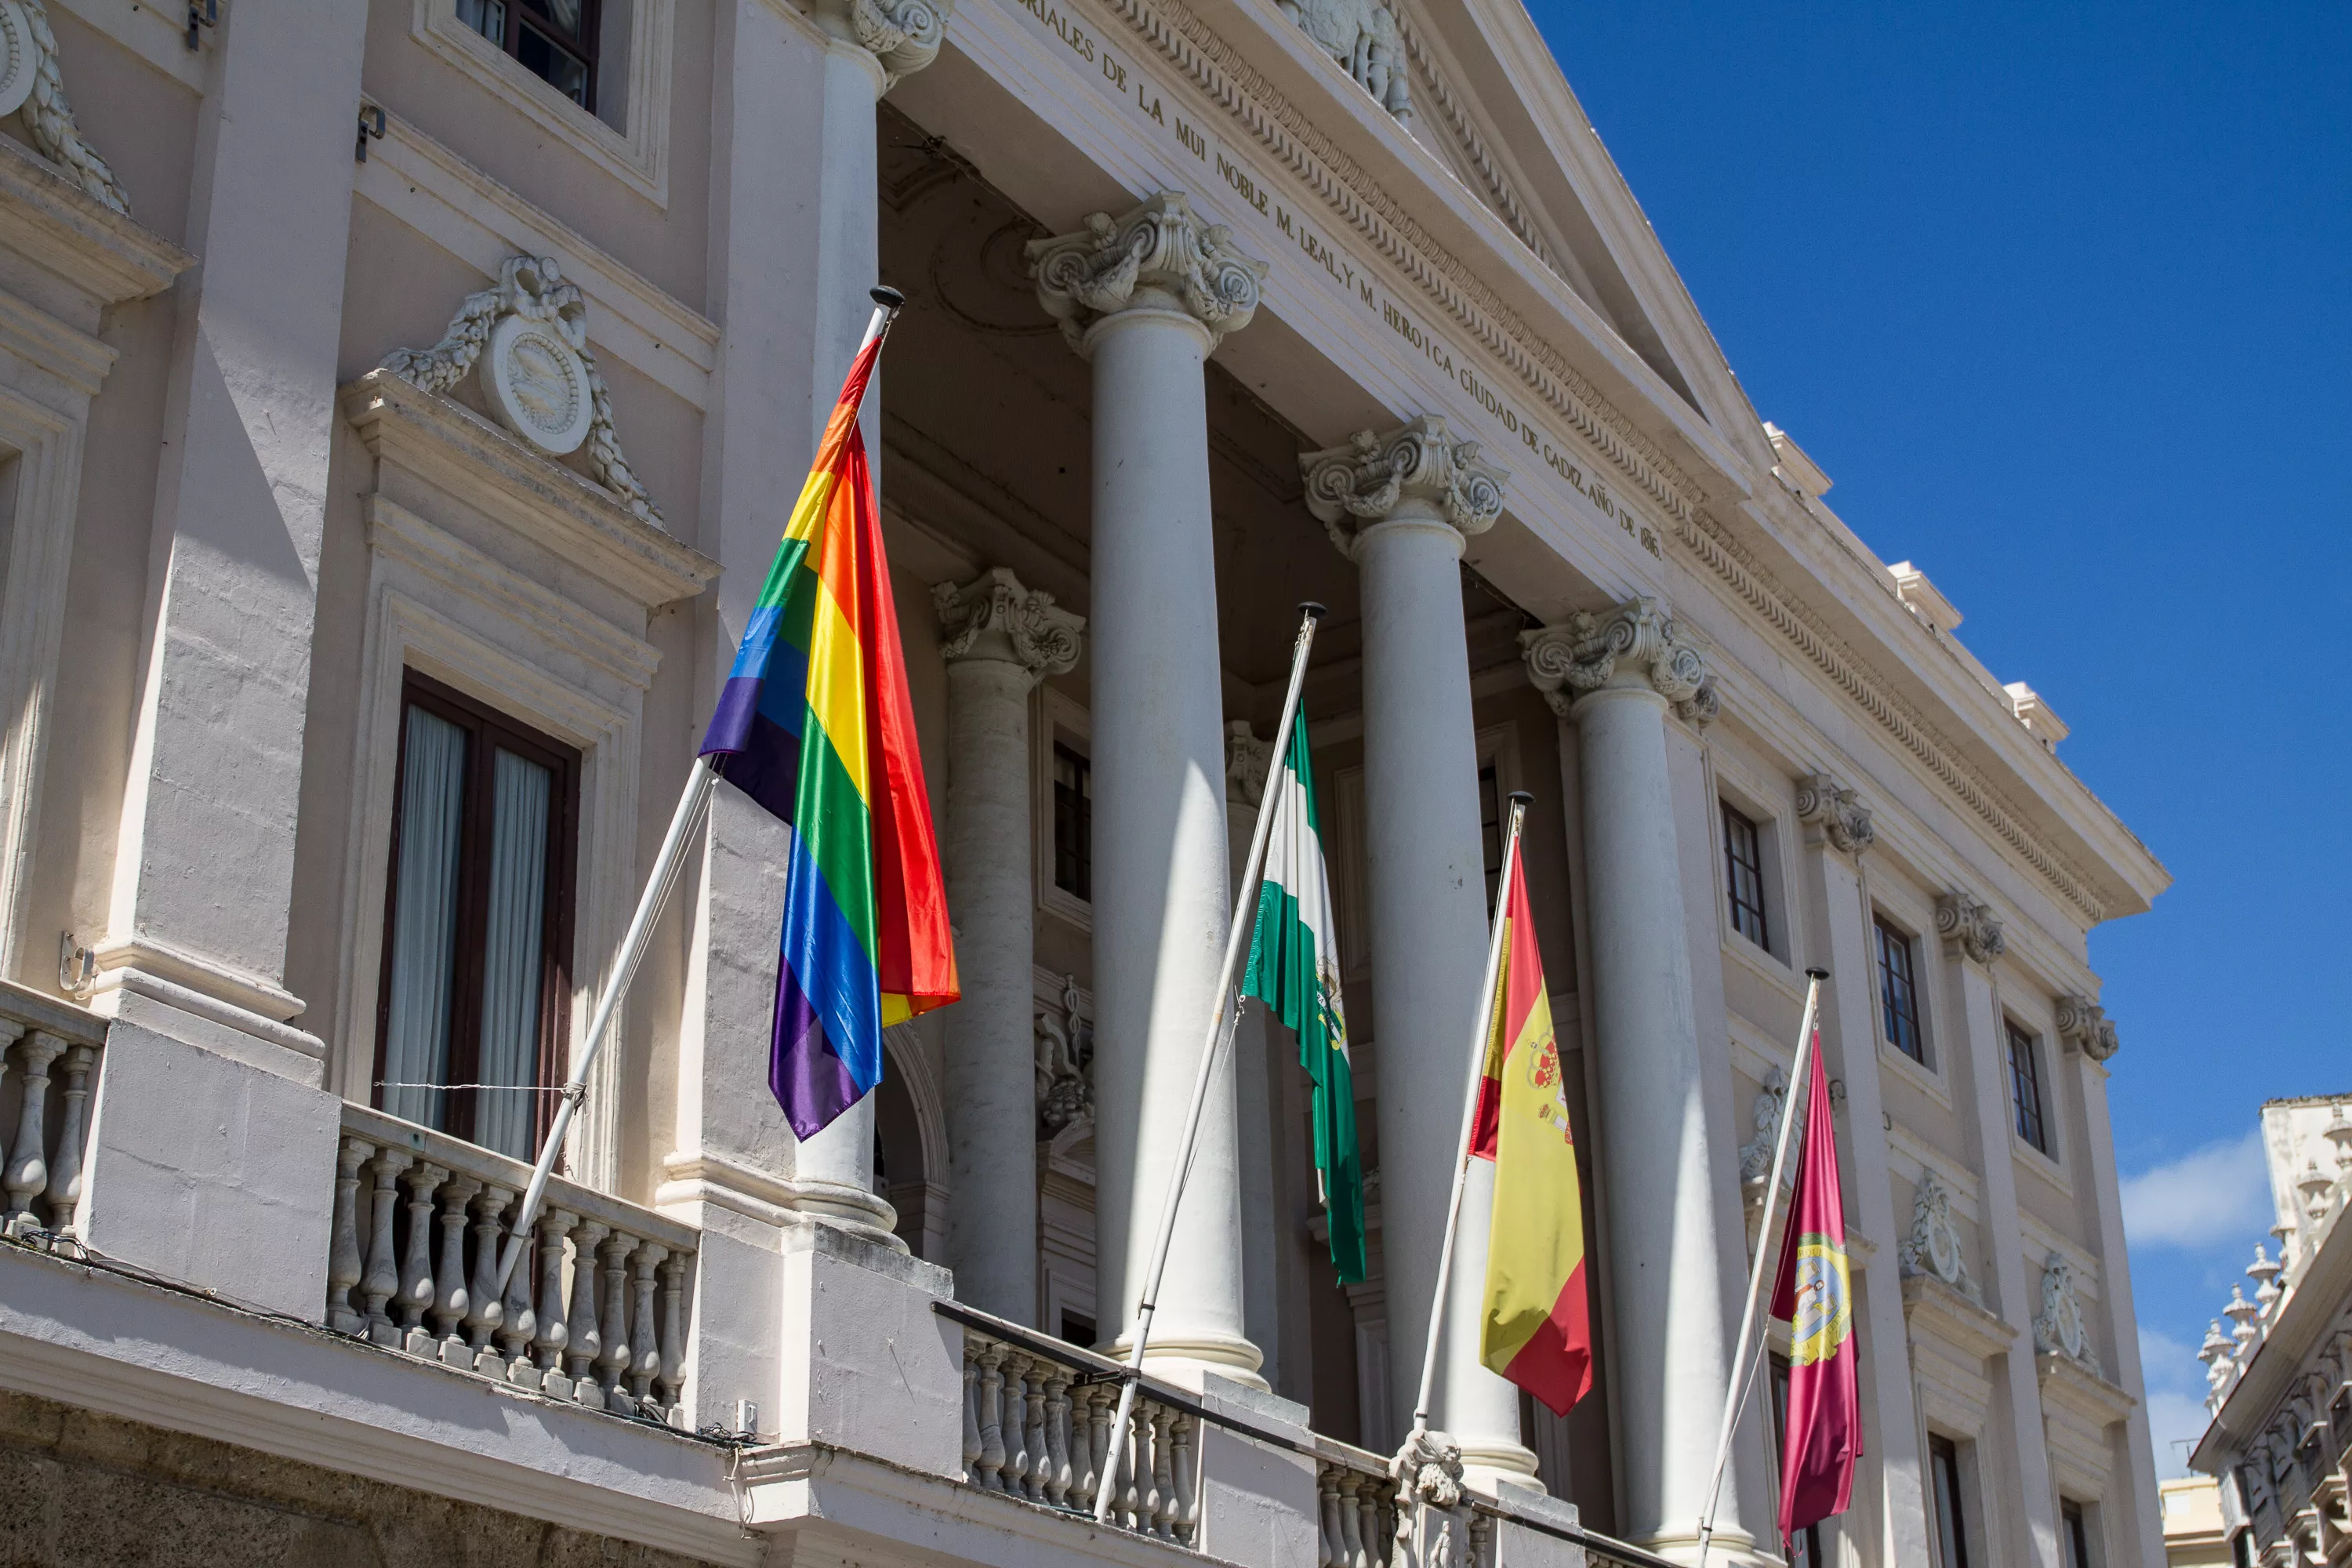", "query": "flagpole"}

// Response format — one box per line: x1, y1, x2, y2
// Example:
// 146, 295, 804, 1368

1694, 965, 1828, 1568
1400, 790, 1531, 1453
1093, 601, 1326, 1524
491, 287, 906, 1303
